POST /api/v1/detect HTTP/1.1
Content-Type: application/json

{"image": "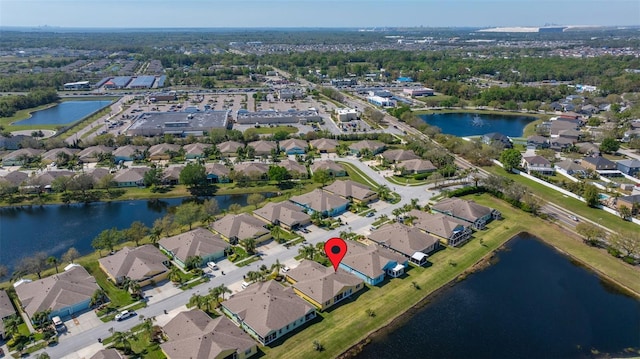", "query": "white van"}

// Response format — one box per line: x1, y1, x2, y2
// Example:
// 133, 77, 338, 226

207, 261, 218, 270
241, 281, 251, 289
